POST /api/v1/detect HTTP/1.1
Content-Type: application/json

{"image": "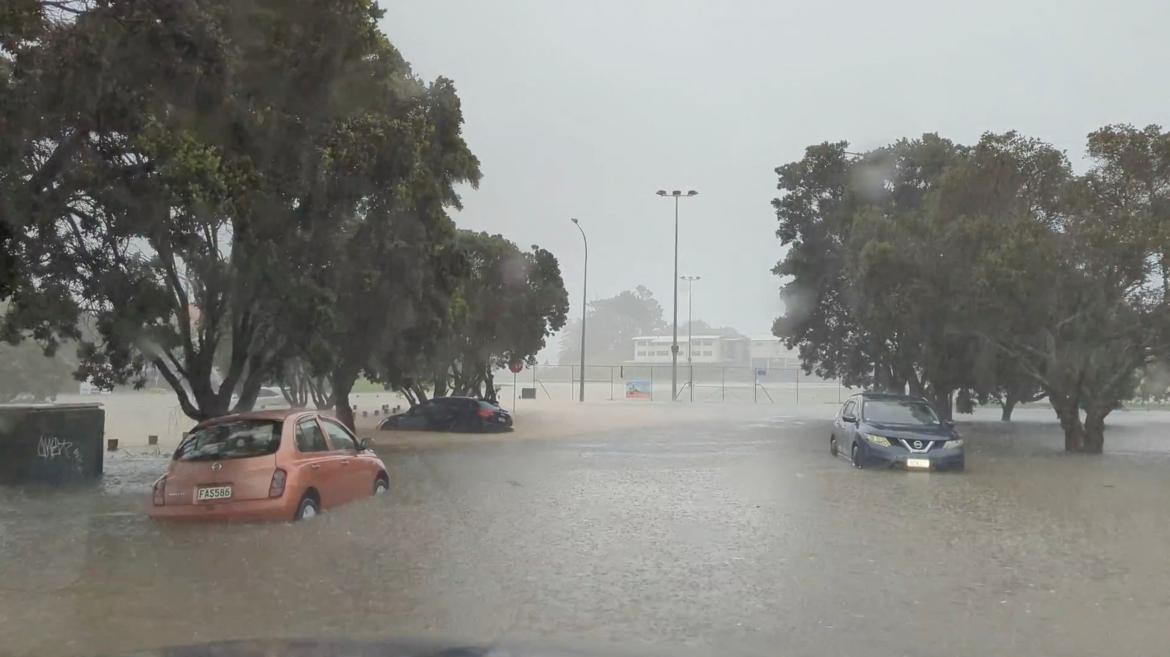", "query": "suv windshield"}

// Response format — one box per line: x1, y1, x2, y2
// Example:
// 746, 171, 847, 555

863, 400, 940, 426
173, 420, 282, 461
